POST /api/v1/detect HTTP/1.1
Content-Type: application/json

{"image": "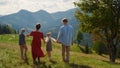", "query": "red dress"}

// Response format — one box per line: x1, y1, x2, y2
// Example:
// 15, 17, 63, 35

30, 31, 45, 60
